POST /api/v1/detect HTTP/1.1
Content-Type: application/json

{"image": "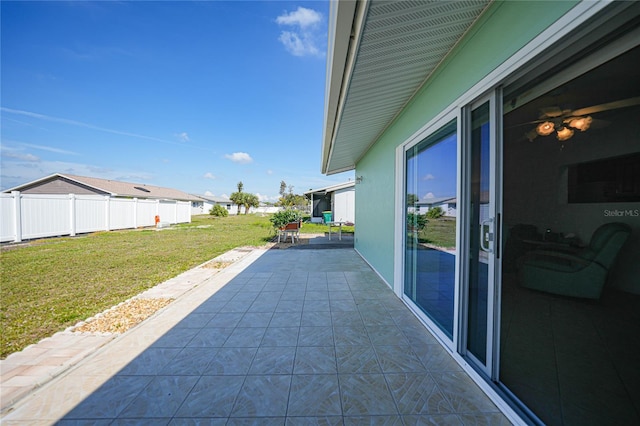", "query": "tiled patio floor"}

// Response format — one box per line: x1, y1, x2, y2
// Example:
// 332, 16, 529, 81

2, 247, 510, 425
